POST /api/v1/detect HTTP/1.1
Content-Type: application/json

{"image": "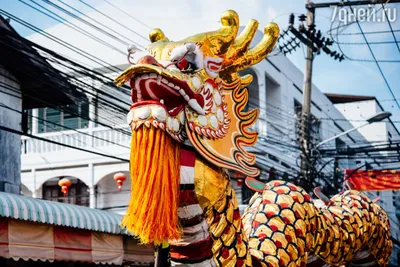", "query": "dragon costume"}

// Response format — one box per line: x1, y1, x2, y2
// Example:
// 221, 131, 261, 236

114, 10, 392, 267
